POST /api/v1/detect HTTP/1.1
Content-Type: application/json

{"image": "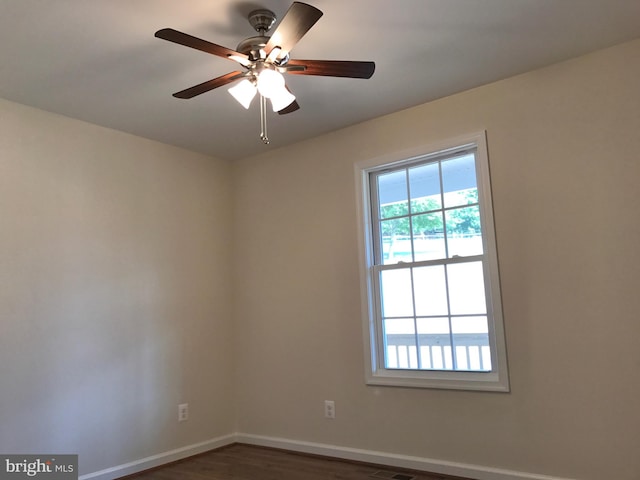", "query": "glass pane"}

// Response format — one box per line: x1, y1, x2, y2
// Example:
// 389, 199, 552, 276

451, 316, 489, 334
412, 212, 445, 261
452, 316, 490, 371
385, 345, 399, 368
415, 317, 453, 370
417, 317, 451, 334
384, 318, 417, 369
442, 154, 478, 209
413, 266, 448, 316
380, 218, 411, 264
409, 163, 441, 213
385, 317, 416, 334
445, 206, 483, 257
447, 262, 487, 315
378, 170, 408, 219
380, 268, 414, 317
